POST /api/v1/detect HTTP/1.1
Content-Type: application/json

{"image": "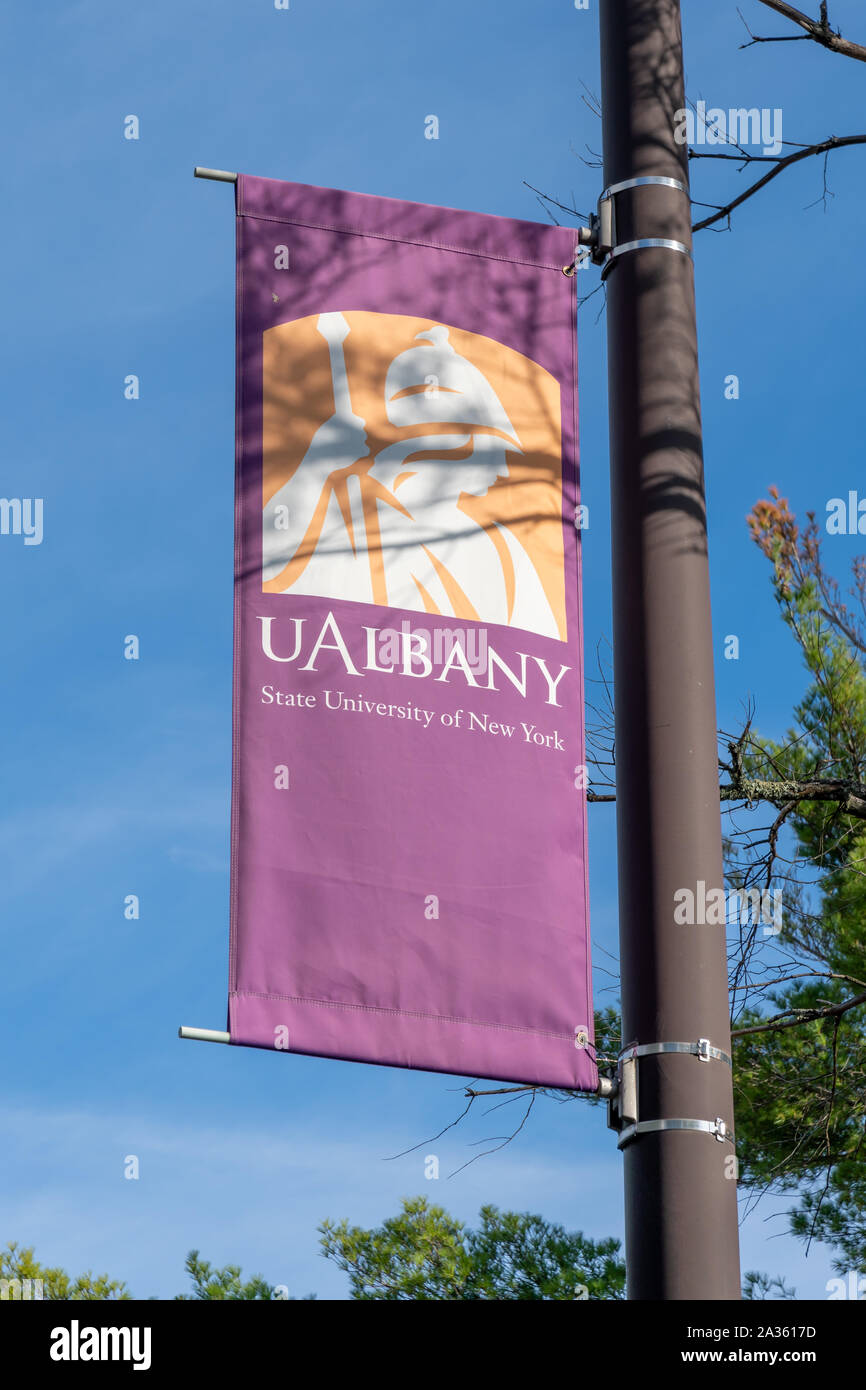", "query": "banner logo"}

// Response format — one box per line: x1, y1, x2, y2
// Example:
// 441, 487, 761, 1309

262, 312, 566, 640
